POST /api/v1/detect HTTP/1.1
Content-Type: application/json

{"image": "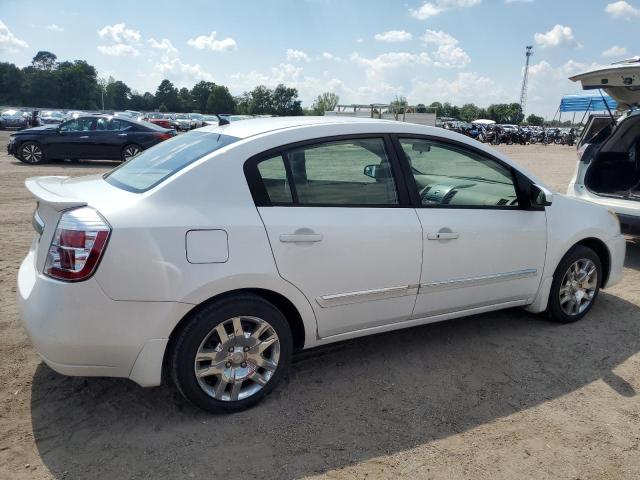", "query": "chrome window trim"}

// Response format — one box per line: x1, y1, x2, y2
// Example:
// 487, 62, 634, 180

419, 269, 538, 293
317, 284, 419, 308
